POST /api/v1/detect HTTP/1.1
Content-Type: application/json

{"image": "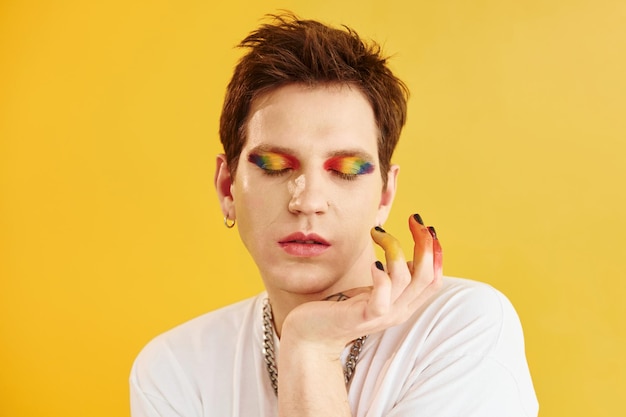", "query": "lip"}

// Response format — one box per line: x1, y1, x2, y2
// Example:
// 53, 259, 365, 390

278, 232, 331, 257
